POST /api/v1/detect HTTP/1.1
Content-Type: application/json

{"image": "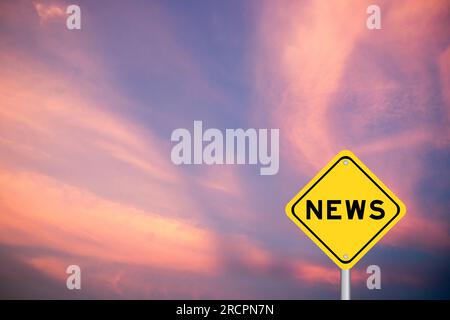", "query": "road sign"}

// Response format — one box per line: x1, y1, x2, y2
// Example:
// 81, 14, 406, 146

285, 150, 406, 269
